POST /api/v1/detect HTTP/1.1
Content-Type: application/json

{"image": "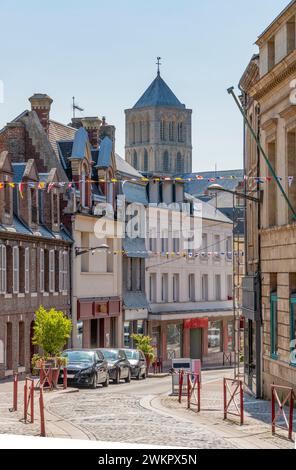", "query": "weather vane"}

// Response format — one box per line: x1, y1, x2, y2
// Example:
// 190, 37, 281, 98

156, 56, 162, 75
